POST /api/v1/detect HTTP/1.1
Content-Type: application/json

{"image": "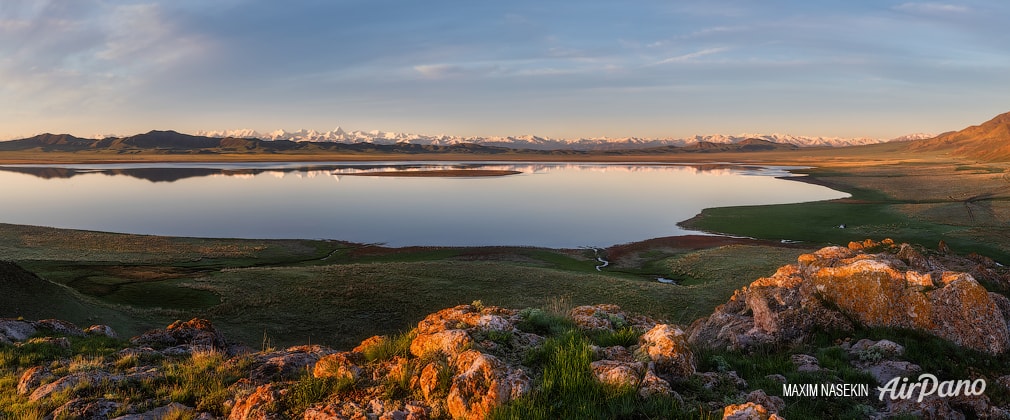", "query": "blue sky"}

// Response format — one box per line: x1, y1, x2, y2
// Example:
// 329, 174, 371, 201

2, 0, 1009, 139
